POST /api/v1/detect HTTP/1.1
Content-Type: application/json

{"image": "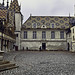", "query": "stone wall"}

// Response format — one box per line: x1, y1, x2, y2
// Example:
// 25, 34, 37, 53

21, 41, 67, 50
